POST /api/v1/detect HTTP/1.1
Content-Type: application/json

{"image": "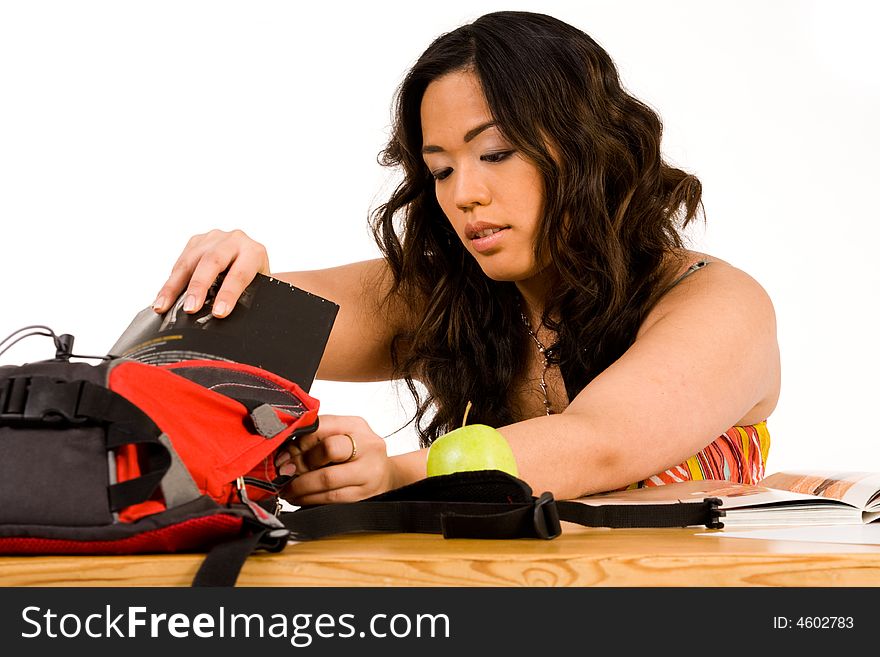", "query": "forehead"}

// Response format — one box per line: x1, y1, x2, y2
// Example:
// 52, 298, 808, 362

421, 70, 493, 143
